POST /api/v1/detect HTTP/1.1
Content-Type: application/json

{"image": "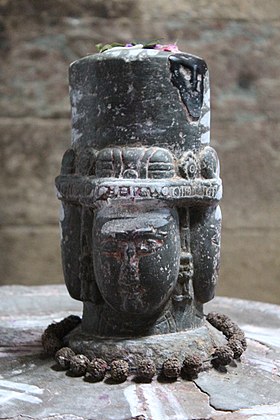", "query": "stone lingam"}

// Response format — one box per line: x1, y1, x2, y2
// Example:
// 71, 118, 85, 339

55, 44, 224, 367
